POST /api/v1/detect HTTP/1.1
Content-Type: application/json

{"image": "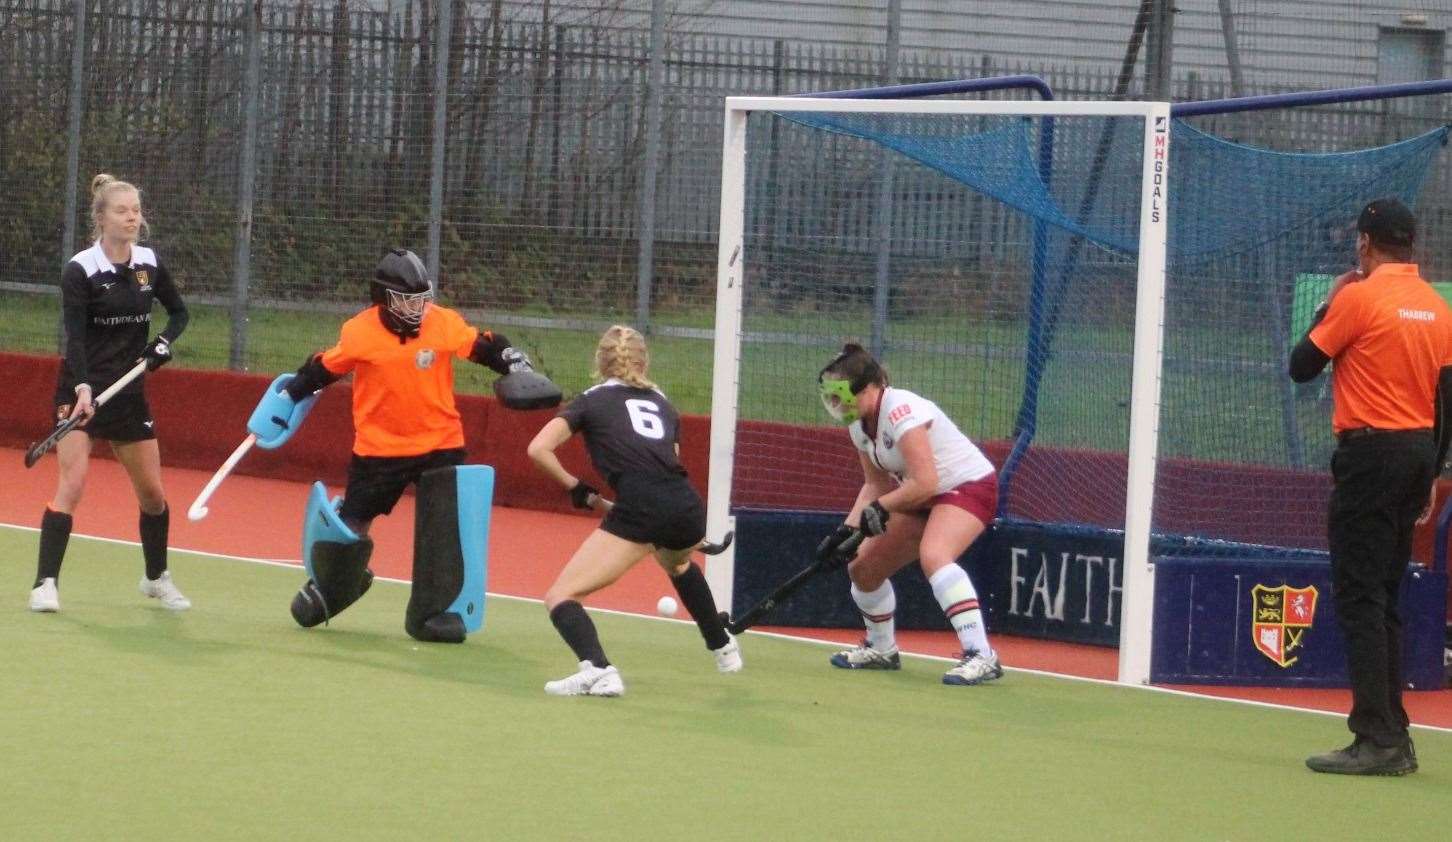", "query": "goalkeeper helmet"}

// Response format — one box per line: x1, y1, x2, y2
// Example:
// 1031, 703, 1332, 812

371, 248, 433, 338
